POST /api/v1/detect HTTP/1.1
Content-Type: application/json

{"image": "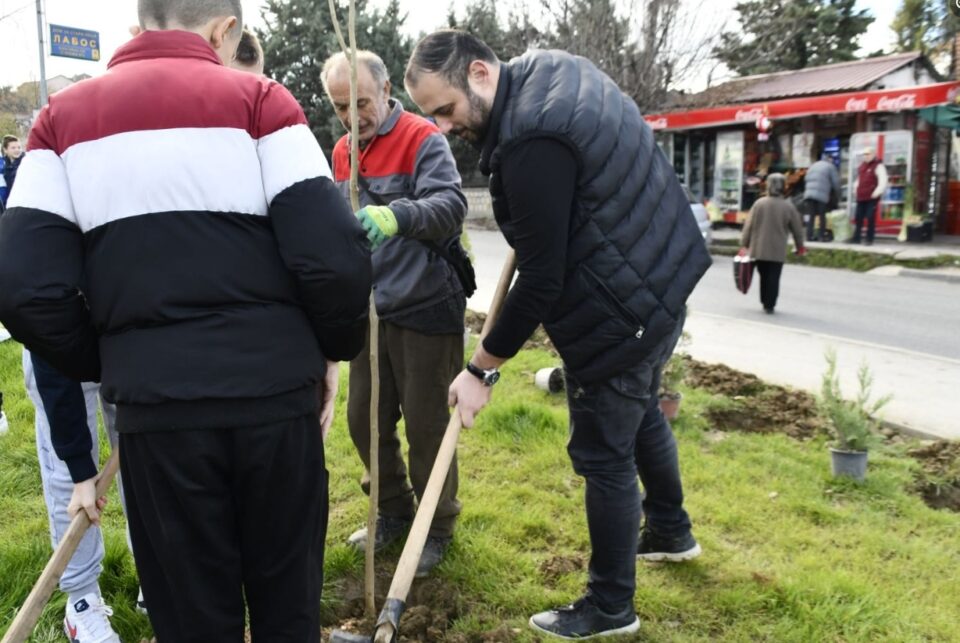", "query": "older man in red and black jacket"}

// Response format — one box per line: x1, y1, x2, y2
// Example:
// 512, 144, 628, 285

0, 1, 371, 640
322, 49, 468, 578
